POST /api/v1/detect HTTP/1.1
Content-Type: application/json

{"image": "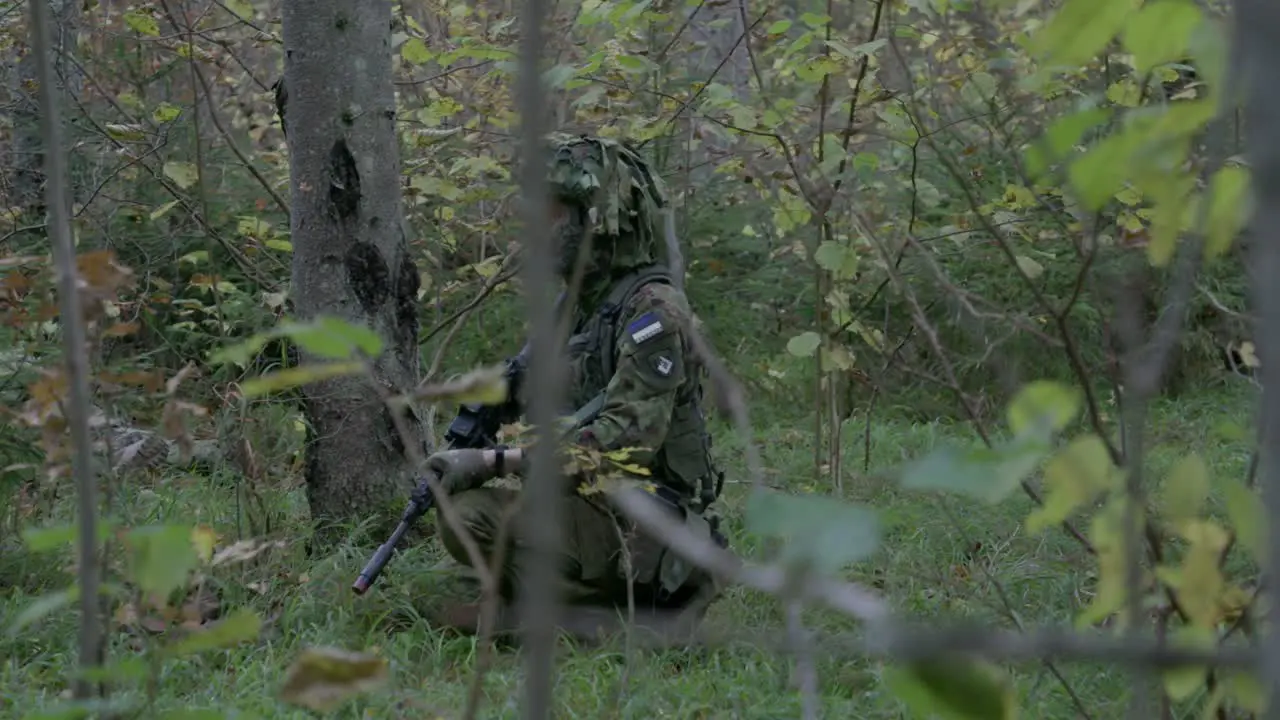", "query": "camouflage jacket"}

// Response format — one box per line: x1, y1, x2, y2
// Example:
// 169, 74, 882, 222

562, 265, 718, 510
